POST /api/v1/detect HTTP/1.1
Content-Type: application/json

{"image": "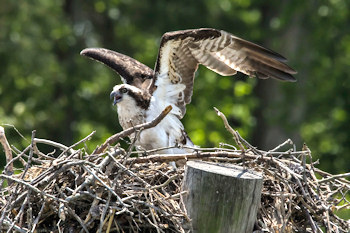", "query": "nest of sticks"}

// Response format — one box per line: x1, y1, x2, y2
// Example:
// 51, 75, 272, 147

0, 107, 349, 233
